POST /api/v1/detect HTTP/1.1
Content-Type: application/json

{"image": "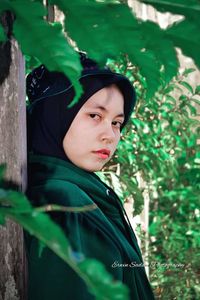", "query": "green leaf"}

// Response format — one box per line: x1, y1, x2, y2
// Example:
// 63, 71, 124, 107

163, 85, 176, 94
16, 211, 130, 300
0, 189, 32, 212
130, 183, 144, 216
78, 259, 130, 300
52, 0, 161, 98
139, 0, 200, 19
9, 0, 83, 105
139, 20, 179, 83
25, 55, 41, 74
0, 23, 6, 41
185, 104, 197, 116
182, 68, 196, 76
166, 19, 200, 70
165, 95, 176, 104
132, 118, 145, 129
0, 0, 9, 13
1, 187, 130, 299
179, 94, 188, 102
195, 85, 200, 94
179, 81, 193, 94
